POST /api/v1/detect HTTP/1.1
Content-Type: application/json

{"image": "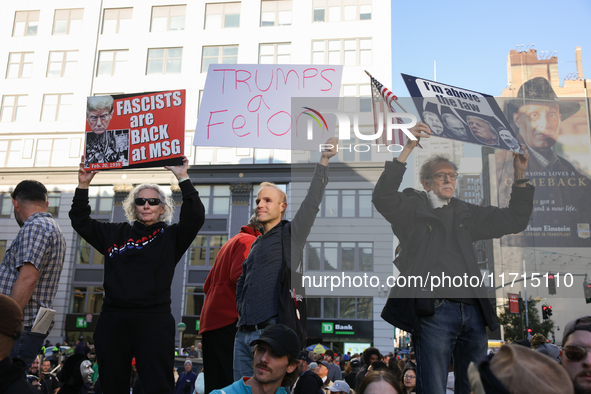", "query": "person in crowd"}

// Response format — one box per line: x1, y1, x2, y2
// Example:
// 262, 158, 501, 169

174, 360, 197, 394
324, 350, 342, 382
354, 347, 381, 392
212, 324, 300, 394
358, 371, 401, 394
59, 354, 93, 394
344, 359, 360, 388
326, 380, 350, 394
468, 344, 573, 394
0, 293, 38, 393
292, 351, 322, 394
309, 362, 318, 374
187, 346, 199, 358
234, 139, 337, 379
193, 367, 204, 394
369, 361, 388, 373
0, 180, 66, 369
200, 215, 261, 393
316, 360, 333, 391
560, 316, 591, 394
40, 359, 61, 394
467, 115, 498, 146
530, 333, 561, 363
70, 155, 205, 394
387, 357, 402, 386
74, 337, 90, 356
401, 366, 416, 394
406, 353, 416, 368
373, 121, 534, 393
442, 113, 468, 140
28, 356, 40, 376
